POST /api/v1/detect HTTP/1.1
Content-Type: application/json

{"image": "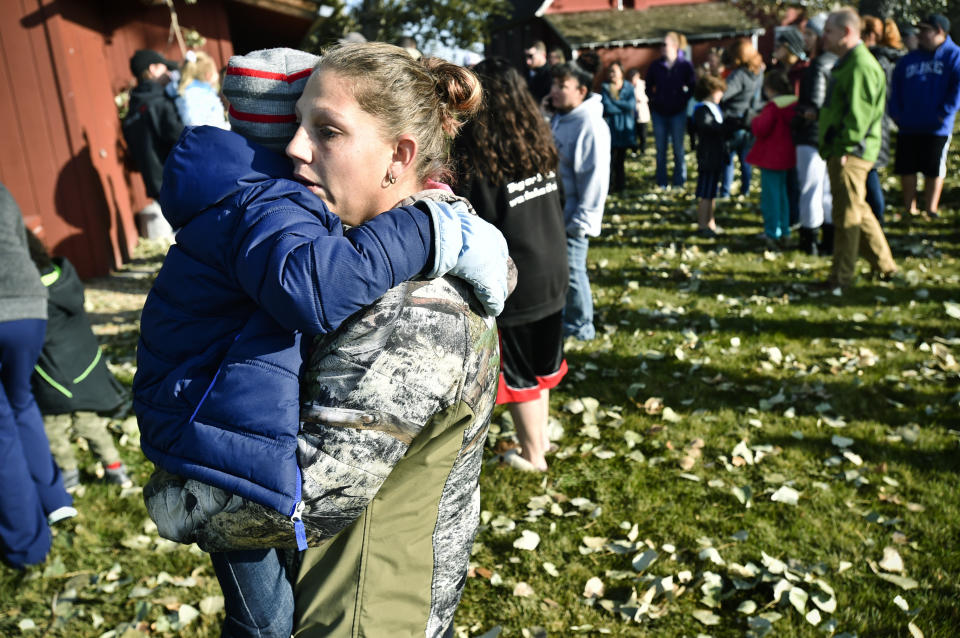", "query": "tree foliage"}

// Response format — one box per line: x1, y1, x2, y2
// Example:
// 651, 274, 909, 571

301, 0, 510, 53
728, 0, 952, 26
